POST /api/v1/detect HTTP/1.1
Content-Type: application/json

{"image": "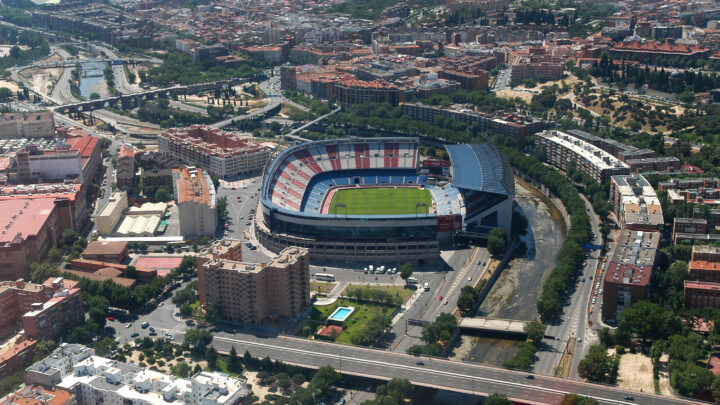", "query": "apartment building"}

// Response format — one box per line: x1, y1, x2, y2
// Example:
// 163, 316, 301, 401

401, 102, 549, 146
609, 174, 664, 231
0, 385, 75, 405
0, 112, 55, 139
534, 130, 630, 183
334, 79, 402, 106
602, 229, 661, 321
26, 344, 250, 405
173, 167, 216, 236
512, 55, 565, 81
22, 287, 84, 341
158, 126, 271, 179
685, 281, 720, 309
446, 0, 511, 12
0, 183, 87, 232
116, 145, 136, 190
0, 280, 51, 338
197, 240, 310, 325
